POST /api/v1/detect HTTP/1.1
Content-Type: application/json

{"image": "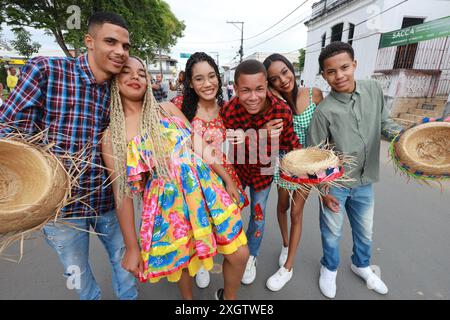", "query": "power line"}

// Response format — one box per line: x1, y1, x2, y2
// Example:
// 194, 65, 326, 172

175, 0, 311, 46
244, 0, 310, 41
300, 0, 409, 53
246, 13, 311, 50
